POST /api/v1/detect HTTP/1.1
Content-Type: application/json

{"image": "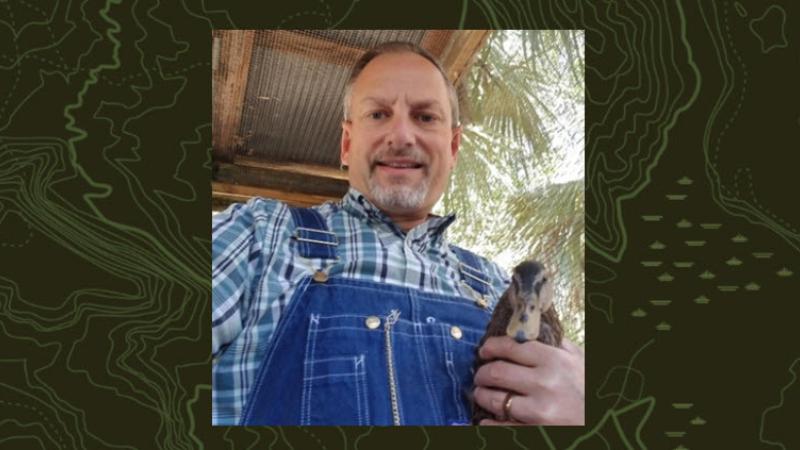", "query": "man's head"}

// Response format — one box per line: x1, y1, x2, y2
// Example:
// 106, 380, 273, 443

342, 43, 460, 127
340, 42, 462, 228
